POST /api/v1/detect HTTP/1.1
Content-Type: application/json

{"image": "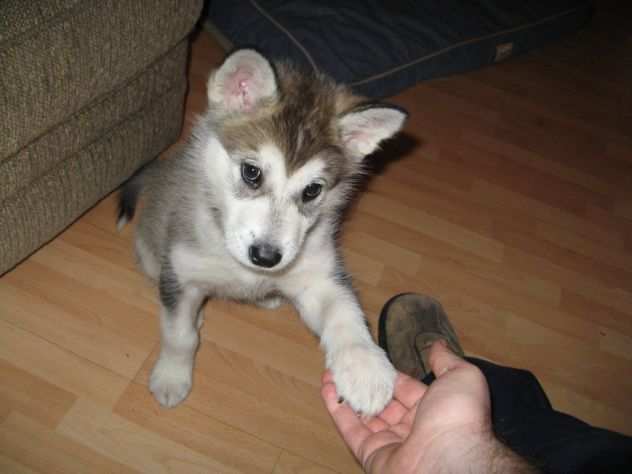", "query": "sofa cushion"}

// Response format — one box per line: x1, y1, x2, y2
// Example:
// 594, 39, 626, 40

0, 41, 189, 204
0, 49, 188, 274
0, 0, 201, 158
207, 0, 593, 98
